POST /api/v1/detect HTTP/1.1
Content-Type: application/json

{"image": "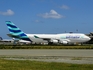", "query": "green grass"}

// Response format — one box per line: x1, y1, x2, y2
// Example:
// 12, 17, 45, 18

0, 59, 93, 70
0, 44, 93, 49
